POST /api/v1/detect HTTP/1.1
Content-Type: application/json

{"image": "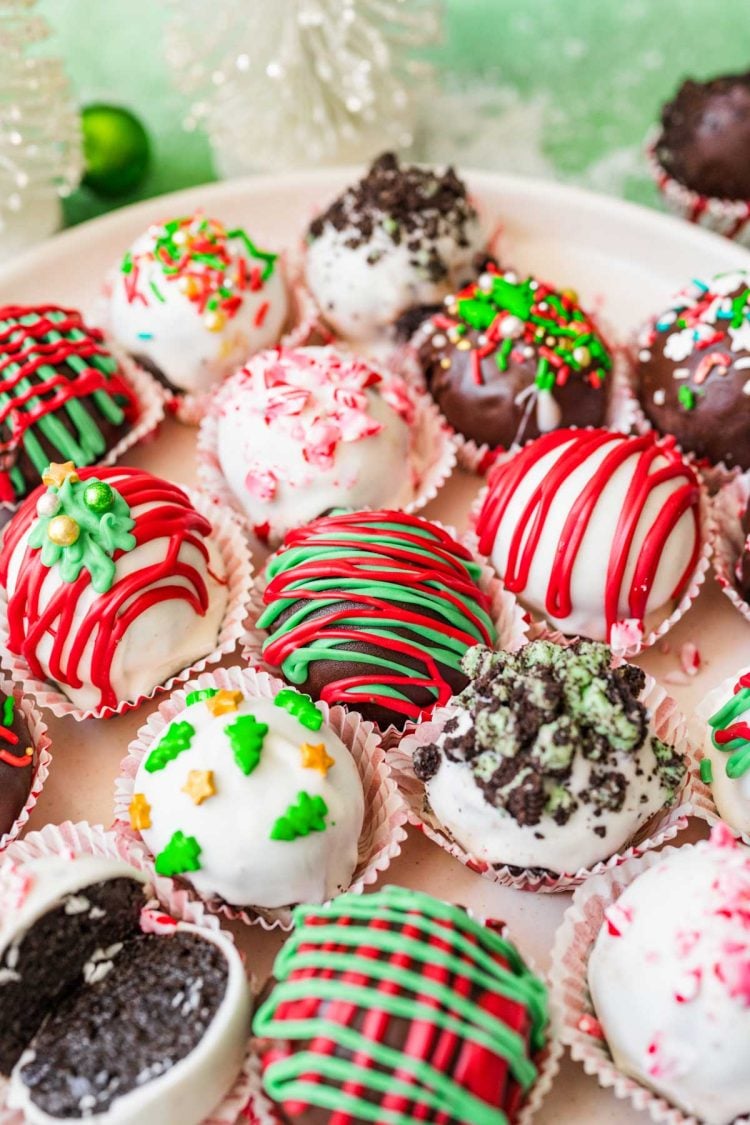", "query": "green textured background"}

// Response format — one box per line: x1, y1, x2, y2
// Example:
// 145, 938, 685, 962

41, 0, 750, 226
